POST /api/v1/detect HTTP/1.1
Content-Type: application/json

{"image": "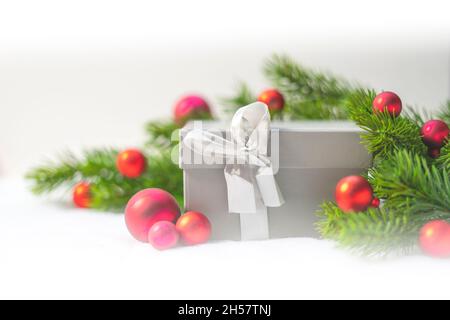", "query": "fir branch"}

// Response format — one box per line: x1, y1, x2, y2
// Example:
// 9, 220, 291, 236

221, 82, 256, 113
264, 55, 355, 120
316, 202, 418, 256
26, 148, 119, 194
438, 100, 450, 124
145, 120, 179, 149
347, 90, 427, 159
26, 148, 183, 211
369, 150, 450, 218
436, 143, 450, 171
